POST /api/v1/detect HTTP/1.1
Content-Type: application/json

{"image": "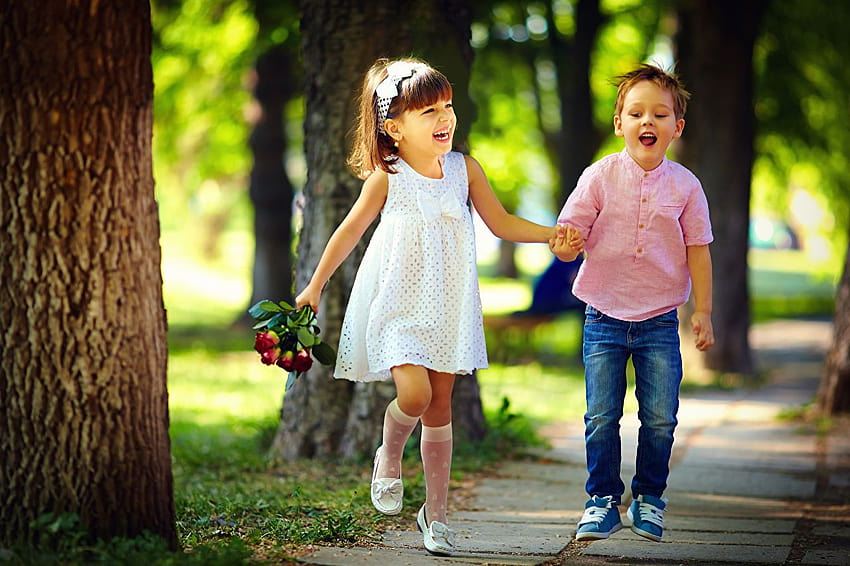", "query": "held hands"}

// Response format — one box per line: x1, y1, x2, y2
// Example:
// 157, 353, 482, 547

549, 223, 585, 262
690, 311, 715, 351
